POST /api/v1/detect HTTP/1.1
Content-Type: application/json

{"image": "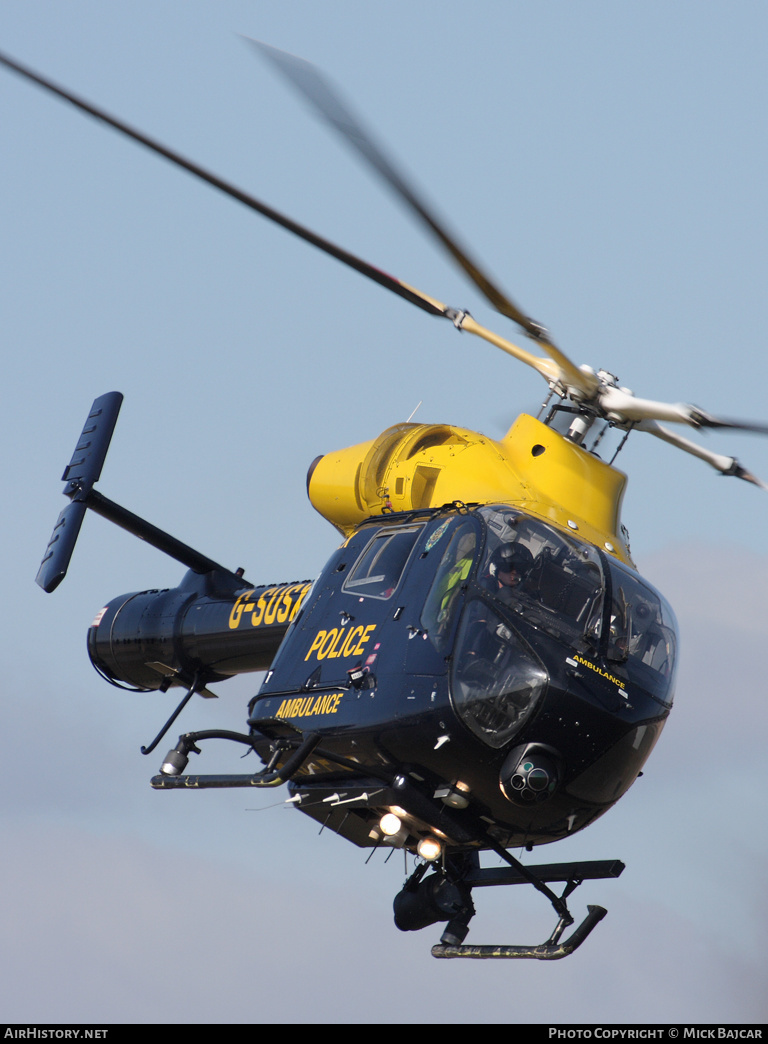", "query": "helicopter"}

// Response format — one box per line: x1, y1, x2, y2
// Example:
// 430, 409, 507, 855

5, 40, 767, 962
